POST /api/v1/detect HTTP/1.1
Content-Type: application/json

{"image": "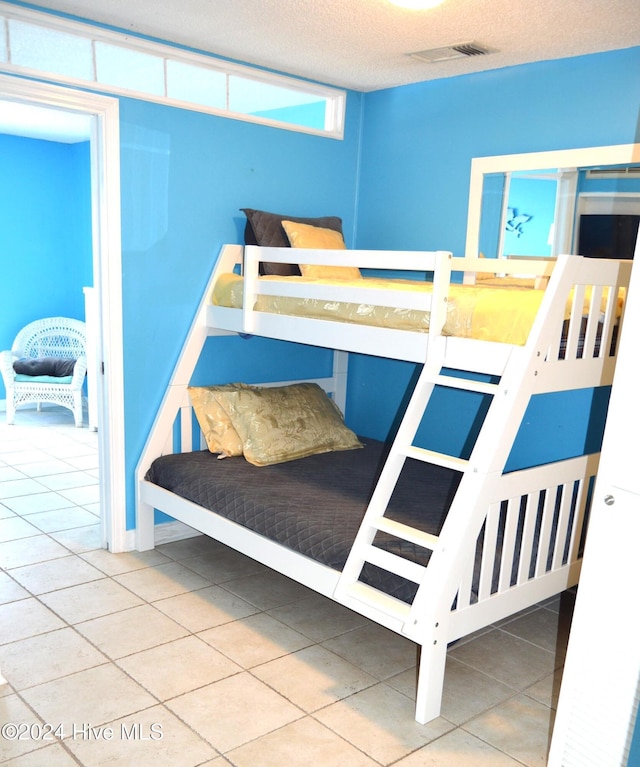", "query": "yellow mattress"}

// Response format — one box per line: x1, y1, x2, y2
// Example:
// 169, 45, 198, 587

212, 273, 546, 345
